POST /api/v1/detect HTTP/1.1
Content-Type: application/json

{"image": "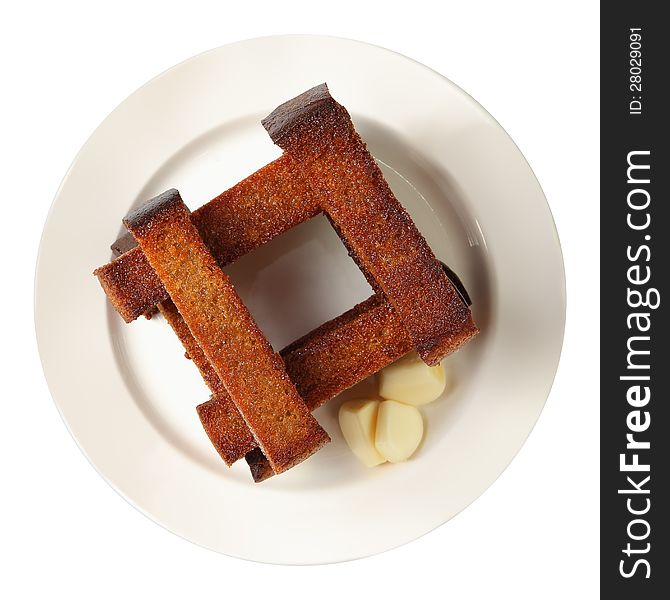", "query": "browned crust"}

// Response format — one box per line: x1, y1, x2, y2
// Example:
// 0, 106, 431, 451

261, 83, 334, 145
109, 232, 157, 320
159, 299, 256, 465
124, 189, 329, 473
94, 154, 319, 322
263, 84, 479, 365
